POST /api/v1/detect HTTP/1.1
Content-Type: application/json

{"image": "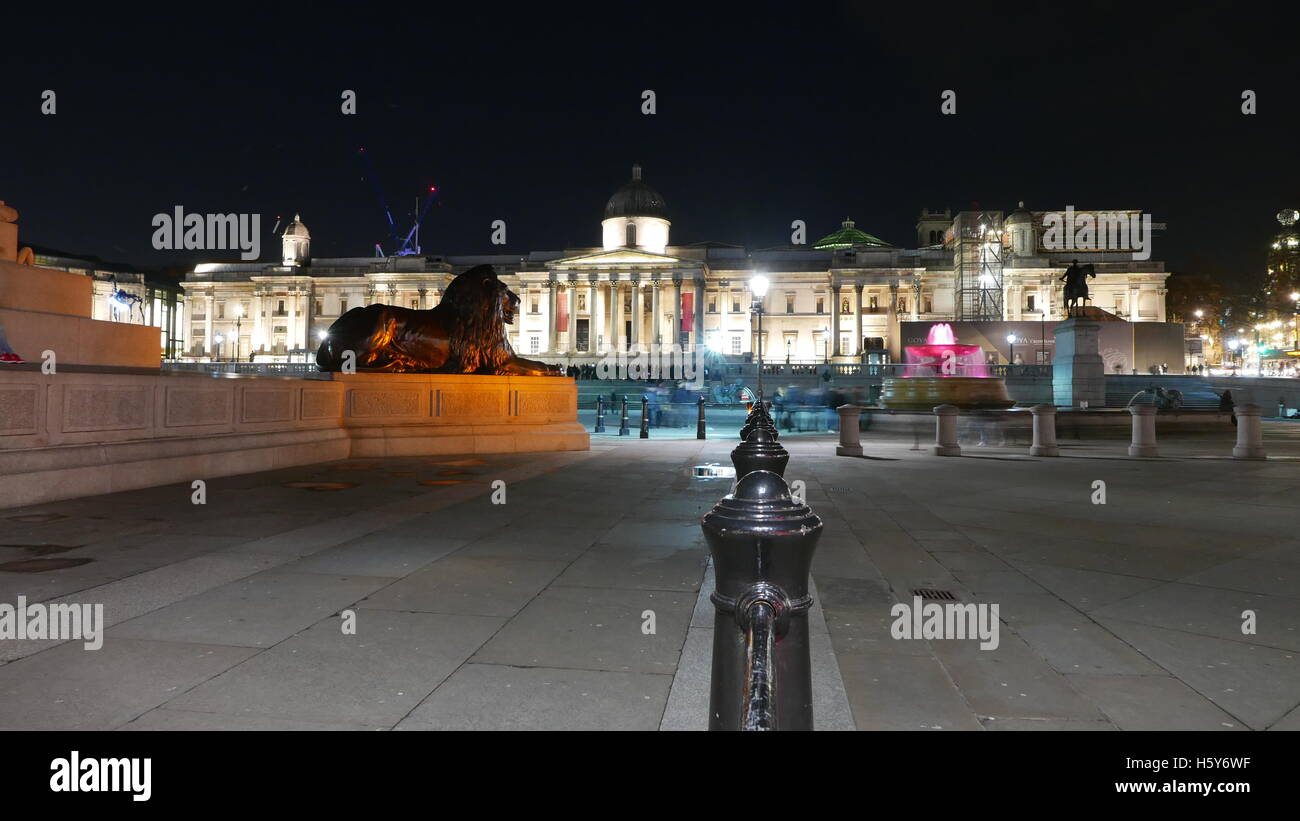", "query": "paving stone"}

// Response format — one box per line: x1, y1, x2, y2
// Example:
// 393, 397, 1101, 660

471, 586, 692, 674
108, 571, 393, 648
358, 556, 567, 617
0, 638, 256, 730
165, 610, 503, 727
1066, 674, 1245, 730
399, 663, 670, 731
